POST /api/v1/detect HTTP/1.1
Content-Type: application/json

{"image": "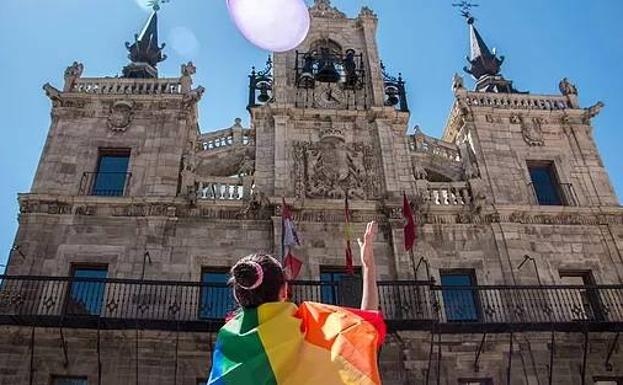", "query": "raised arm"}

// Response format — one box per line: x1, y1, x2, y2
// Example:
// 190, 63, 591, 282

359, 221, 379, 311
